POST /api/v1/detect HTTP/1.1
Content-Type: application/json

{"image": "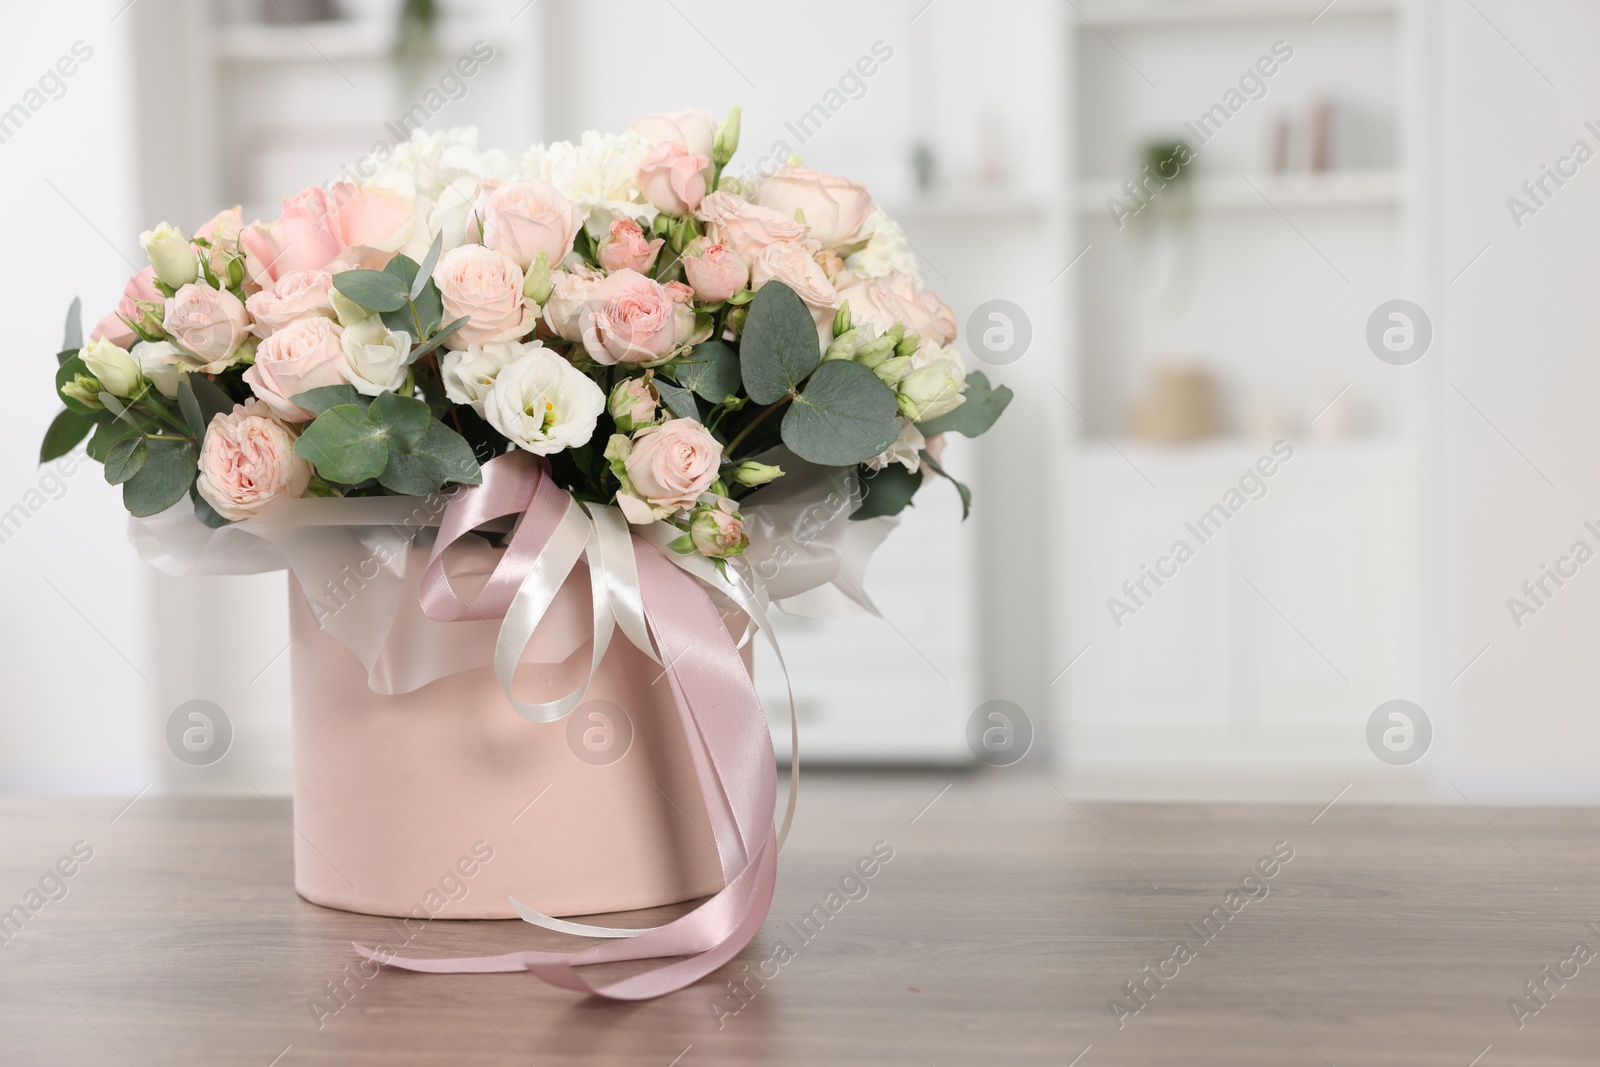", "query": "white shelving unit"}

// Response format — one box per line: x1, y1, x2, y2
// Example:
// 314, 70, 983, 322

1052, 0, 1437, 799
